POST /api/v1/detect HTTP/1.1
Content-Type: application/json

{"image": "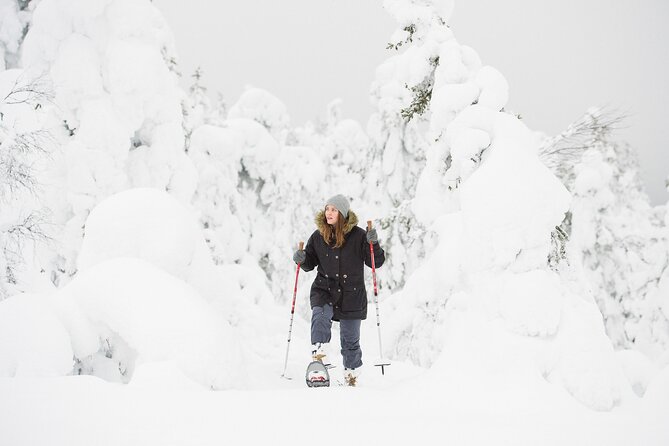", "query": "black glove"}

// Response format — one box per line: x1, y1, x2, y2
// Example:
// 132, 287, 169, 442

366, 228, 378, 244
293, 249, 306, 264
